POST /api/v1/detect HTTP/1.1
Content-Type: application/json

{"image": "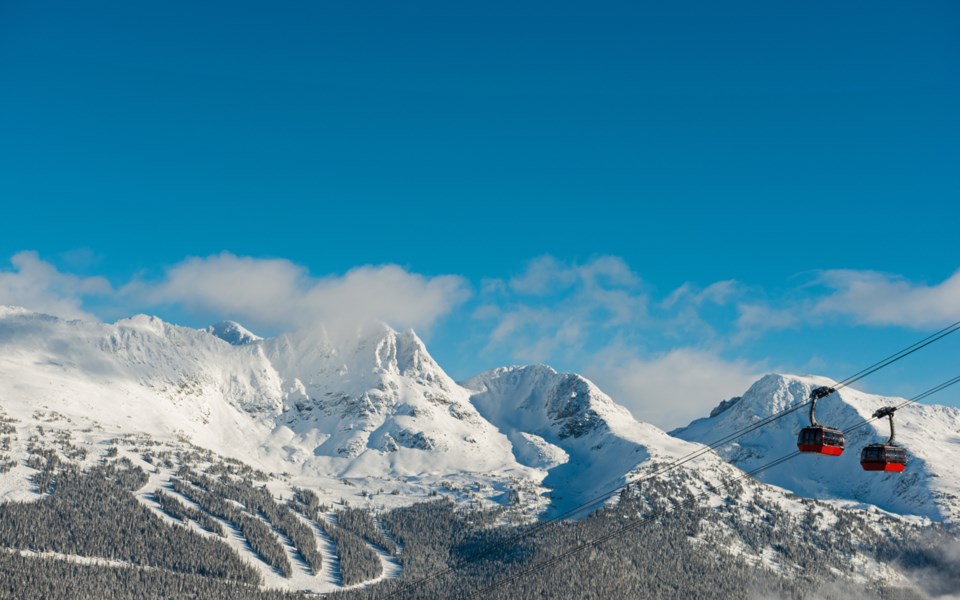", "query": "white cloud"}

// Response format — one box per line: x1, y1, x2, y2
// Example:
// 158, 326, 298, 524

654, 280, 747, 343
508, 255, 579, 295
660, 280, 739, 310
475, 258, 765, 414
814, 269, 960, 328
130, 252, 471, 334
734, 302, 801, 340
0, 251, 470, 335
508, 255, 640, 296
482, 260, 770, 429
478, 256, 648, 361
584, 347, 762, 430
7, 248, 956, 426
0, 251, 111, 321
485, 305, 590, 362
